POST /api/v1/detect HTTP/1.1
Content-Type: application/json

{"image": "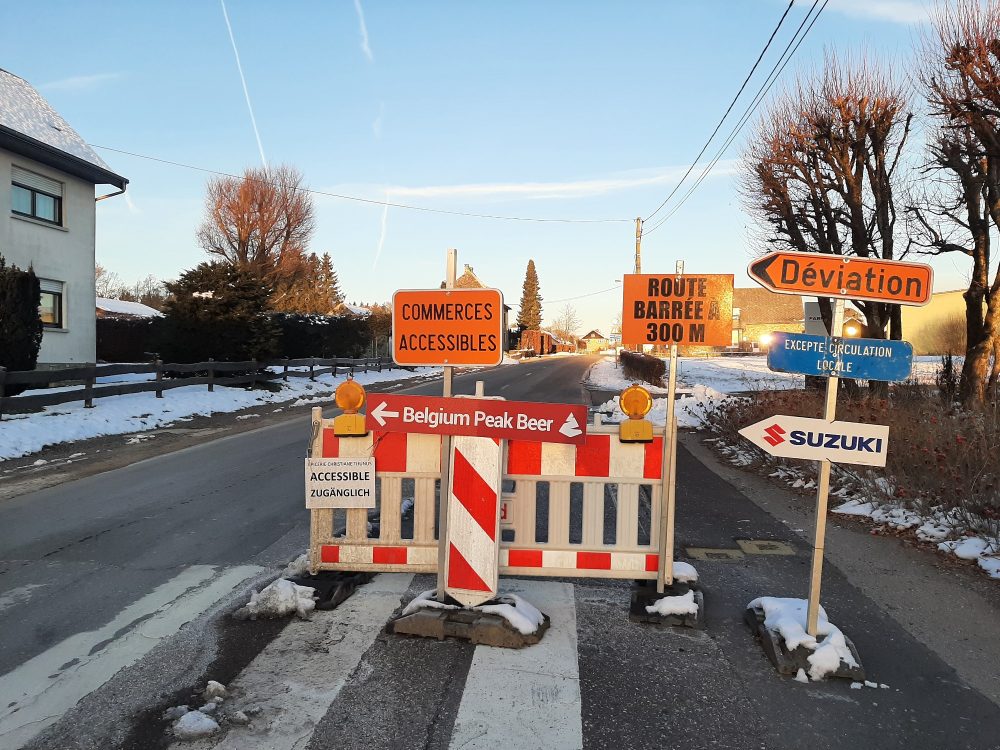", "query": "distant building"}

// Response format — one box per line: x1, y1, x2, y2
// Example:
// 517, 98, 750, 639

580, 329, 609, 352
333, 302, 373, 317
440, 263, 511, 350
731, 288, 805, 350
96, 297, 163, 319
0, 68, 128, 367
